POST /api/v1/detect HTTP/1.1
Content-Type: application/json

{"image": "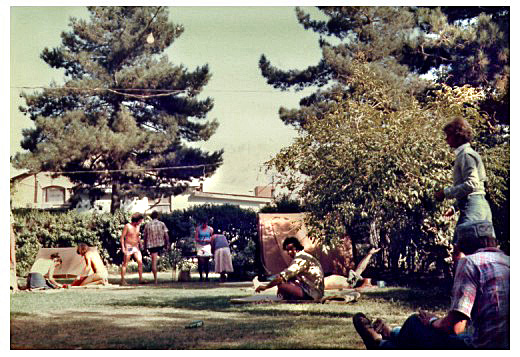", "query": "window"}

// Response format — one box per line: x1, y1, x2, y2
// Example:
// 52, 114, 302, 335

44, 186, 65, 204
